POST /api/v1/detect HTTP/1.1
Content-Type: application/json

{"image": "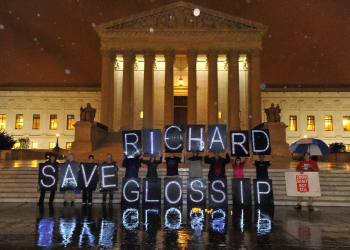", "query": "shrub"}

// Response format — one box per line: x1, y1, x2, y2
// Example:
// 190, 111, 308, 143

18, 137, 30, 149
329, 142, 346, 153
0, 130, 16, 150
